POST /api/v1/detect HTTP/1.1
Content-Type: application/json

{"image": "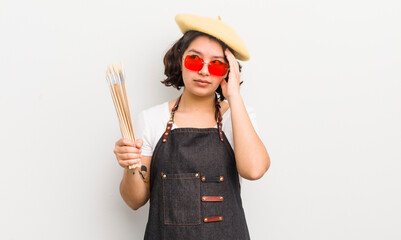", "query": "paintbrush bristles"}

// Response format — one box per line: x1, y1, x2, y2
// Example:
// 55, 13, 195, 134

106, 62, 140, 170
